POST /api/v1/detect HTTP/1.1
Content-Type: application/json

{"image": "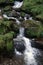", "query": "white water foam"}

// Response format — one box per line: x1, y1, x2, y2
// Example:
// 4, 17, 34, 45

23, 37, 37, 65
15, 49, 22, 55
3, 14, 20, 25
12, 1, 23, 9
